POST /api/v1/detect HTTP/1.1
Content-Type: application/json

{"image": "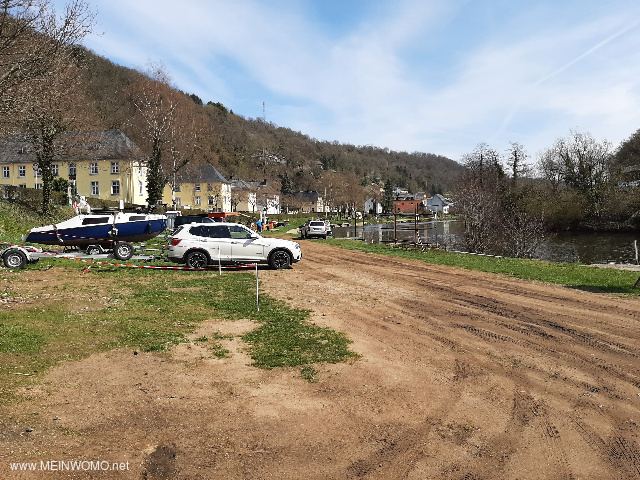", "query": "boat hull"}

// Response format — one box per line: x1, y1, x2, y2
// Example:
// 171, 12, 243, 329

25, 214, 166, 248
